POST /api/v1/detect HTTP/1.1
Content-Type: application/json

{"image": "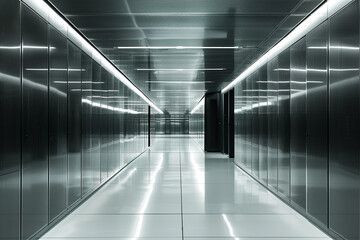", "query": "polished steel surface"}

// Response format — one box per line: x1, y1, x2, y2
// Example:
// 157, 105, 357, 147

49, 25, 68, 221
0, 1, 21, 239
91, 62, 101, 189
290, 38, 306, 210
49, 0, 323, 114
277, 49, 291, 198
21, 6, 49, 238
233, 2, 360, 240
81, 52, 93, 195
251, 72, 260, 177
306, 21, 328, 226
258, 66, 268, 184
41, 136, 330, 239
67, 41, 82, 206
267, 57, 278, 190
329, 2, 360, 239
